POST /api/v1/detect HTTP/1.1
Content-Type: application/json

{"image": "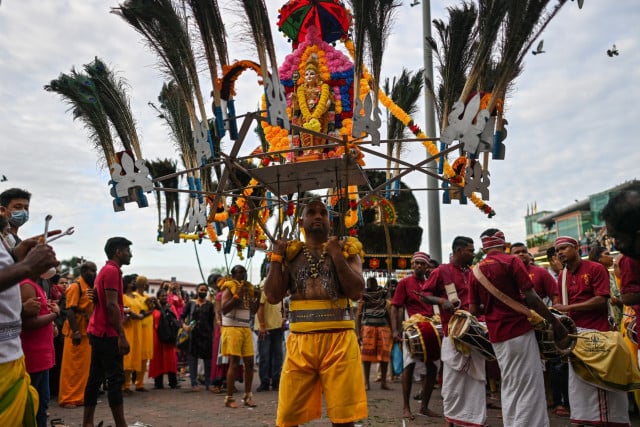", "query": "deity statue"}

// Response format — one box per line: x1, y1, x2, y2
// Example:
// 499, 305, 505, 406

292, 53, 335, 157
